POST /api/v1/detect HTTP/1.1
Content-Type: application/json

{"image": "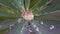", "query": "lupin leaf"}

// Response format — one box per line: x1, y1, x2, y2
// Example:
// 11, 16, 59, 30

41, 0, 60, 14
0, 10, 18, 22
40, 10, 60, 21
31, 20, 60, 34
24, 0, 30, 11
0, 0, 22, 12
0, 0, 60, 34
0, 28, 9, 34
0, 5, 17, 15
0, 16, 17, 22
11, 0, 25, 11
35, 10, 60, 22
7, 20, 27, 34
29, 0, 40, 9
30, 0, 50, 15
0, 19, 18, 30
31, 0, 60, 16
